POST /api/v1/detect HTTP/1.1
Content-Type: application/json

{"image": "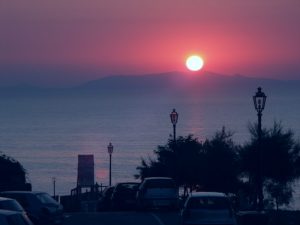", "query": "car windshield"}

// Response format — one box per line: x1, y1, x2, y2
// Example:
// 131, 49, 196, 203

145, 179, 176, 188
0, 200, 24, 212
187, 197, 230, 210
114, 183, 139, 195
35, 193, 57, 205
